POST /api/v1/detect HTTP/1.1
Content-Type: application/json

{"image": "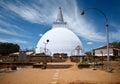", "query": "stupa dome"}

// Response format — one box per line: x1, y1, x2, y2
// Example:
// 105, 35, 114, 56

36, 7, 83, 56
